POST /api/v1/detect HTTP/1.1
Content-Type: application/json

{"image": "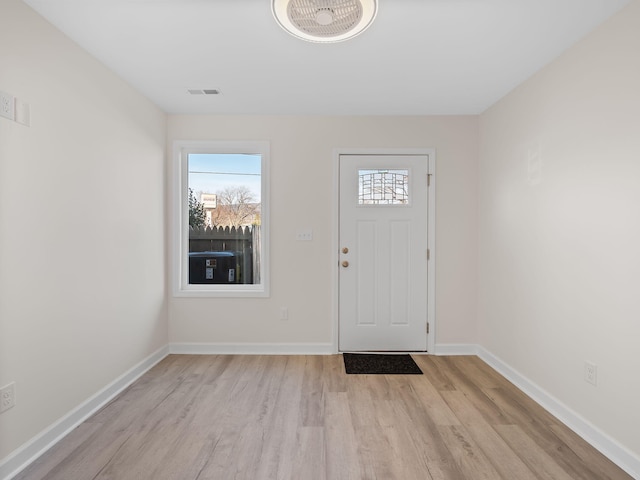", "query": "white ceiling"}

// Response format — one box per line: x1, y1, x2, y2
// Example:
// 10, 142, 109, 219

22, 0, 630, 115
